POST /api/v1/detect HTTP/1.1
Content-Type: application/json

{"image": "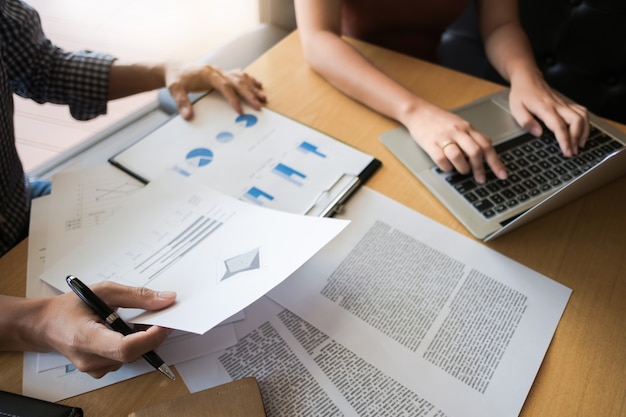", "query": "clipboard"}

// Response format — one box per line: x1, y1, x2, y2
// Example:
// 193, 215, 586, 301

109, 92, 380, 217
